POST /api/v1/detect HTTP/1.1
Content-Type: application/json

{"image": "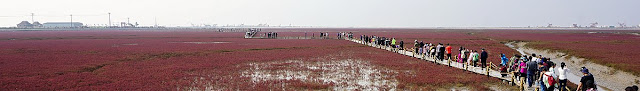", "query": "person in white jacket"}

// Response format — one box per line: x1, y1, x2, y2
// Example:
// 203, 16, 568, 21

467, 50, 474, 66
557, 62, 569, 91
